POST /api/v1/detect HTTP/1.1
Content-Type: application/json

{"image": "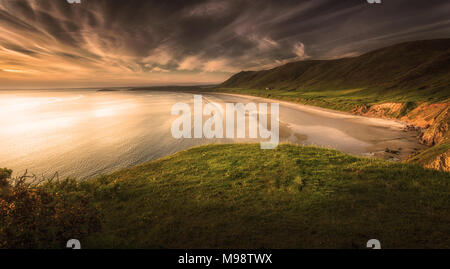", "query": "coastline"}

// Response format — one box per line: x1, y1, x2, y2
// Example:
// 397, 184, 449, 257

213, 92, 409, 129
127, 88, 430, 162
202, 89, 448, 171
159, 89, 428, 161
